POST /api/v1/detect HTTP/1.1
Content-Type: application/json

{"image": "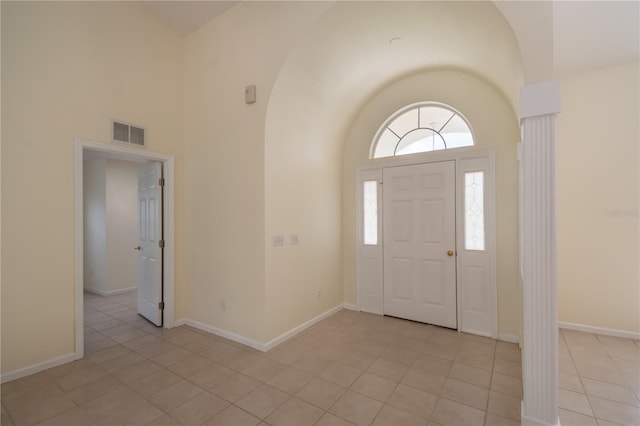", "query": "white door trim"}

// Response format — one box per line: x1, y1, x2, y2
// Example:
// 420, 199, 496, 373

355, 149, 497, 338
74, 138, 176, 360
